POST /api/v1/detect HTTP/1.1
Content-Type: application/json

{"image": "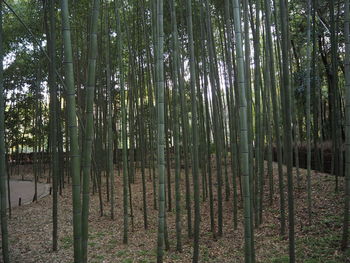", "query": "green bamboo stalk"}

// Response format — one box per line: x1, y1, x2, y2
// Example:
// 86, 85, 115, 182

232, 0, 253, 261
33, 63, 40, 203
155, 0, 165, 260
0, 2, 9, 261
250, 0, 263, 226
105, 1, 114, 221
169, 0, 182, 251
203, 0, 223, 236
330, 0, 340, 191
279, 0, 296, 261
306, 0, 312, 223
138, 2, 151, 227
165, 86, 172, 211
262, 38, 274, 205
178, 29, 192, 239
196, 63, 208, 202
198, 3, 215, 233
223, 0, 238, 229
138, 54, 148, 230
60, 0, 82, 261
149, 0, 158, 211
311, 0, 320, 172
115, 0, 129, 244
241, 0, 255, 256
185, 0, 200, 260
47, 0, 59, 251
81, 1, 100, 261
264, 0, 286, 235
341, 0, 350, 251
218, 24, 231, 203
